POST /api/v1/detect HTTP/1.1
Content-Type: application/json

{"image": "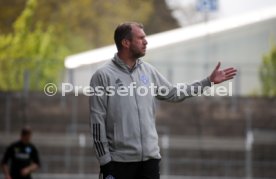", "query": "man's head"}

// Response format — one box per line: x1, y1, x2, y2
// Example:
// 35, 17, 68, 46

20, 126, 32, 144
114, 22, 148, 59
